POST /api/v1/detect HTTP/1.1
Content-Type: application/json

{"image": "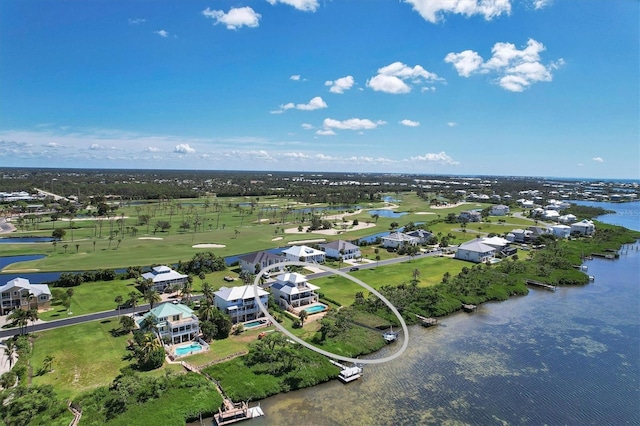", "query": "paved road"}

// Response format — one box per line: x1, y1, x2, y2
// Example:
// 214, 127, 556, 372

0, 250, 447, 339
